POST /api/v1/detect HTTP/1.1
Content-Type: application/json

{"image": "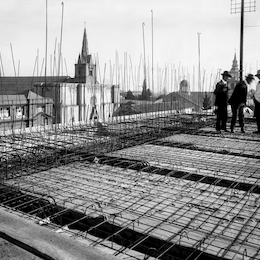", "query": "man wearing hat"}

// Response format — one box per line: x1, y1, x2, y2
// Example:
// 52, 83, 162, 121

253, 70, 260, 133
213, 70, 232, 132
229, 73, 255, 133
